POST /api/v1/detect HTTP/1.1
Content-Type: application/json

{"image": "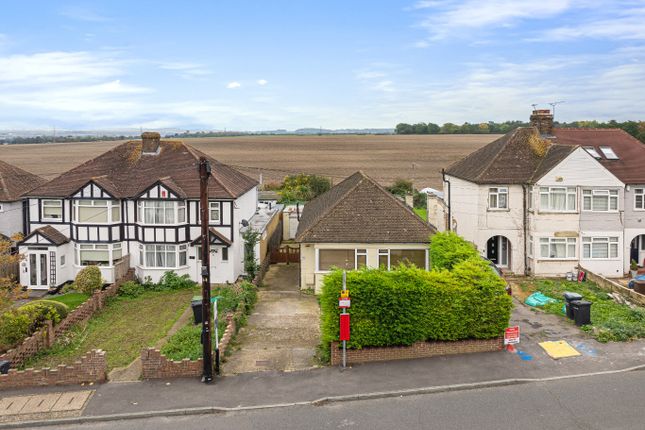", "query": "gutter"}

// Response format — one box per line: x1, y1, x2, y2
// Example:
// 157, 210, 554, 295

441, 169, 451, 231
